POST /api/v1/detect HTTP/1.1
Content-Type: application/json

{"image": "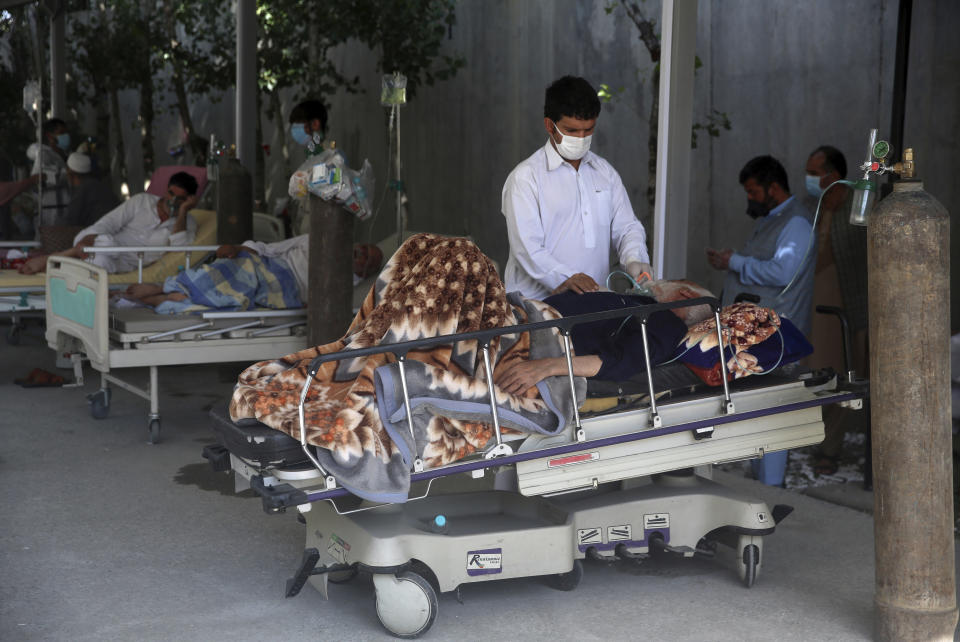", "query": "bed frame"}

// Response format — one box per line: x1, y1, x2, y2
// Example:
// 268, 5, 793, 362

45, 255, 308, 443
